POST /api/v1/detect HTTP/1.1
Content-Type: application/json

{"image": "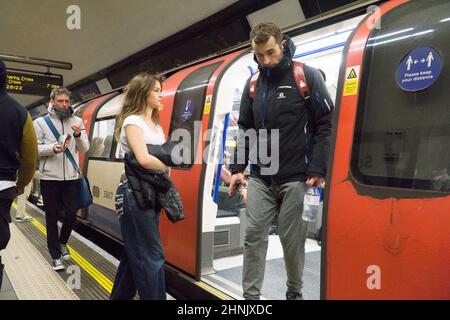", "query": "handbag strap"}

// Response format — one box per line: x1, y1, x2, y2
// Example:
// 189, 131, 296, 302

43, 115, 81, 175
